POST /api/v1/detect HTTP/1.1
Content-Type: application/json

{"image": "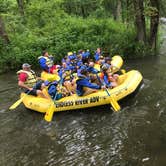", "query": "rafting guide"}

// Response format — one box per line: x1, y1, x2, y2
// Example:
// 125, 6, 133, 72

17, 63, 49, 99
